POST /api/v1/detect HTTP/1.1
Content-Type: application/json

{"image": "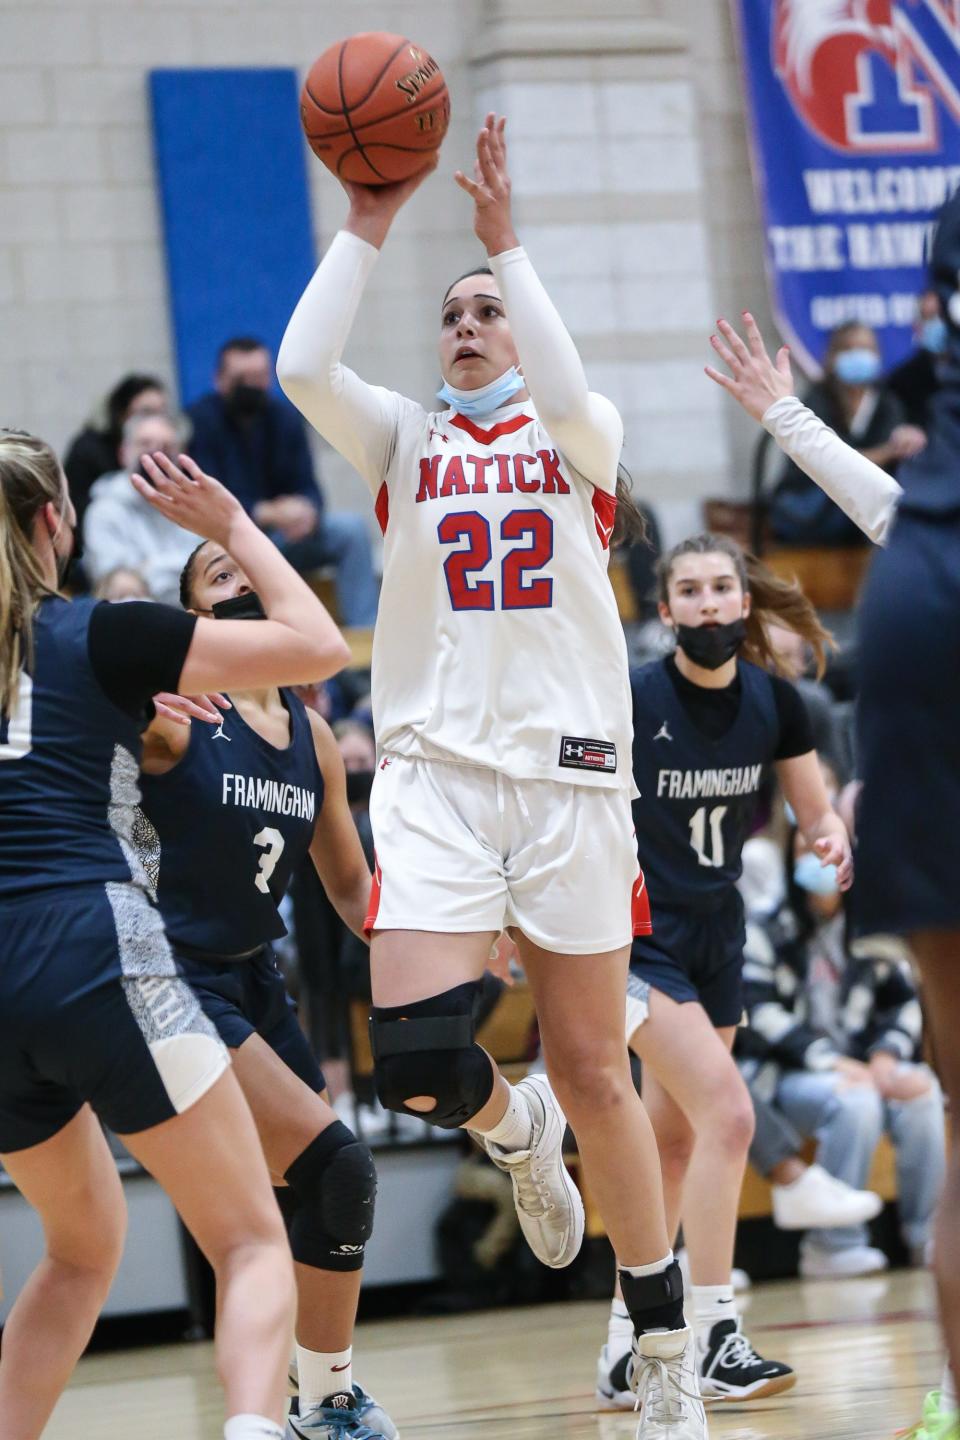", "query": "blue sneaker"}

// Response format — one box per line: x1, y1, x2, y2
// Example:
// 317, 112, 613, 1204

286, 1386, 399, 1440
